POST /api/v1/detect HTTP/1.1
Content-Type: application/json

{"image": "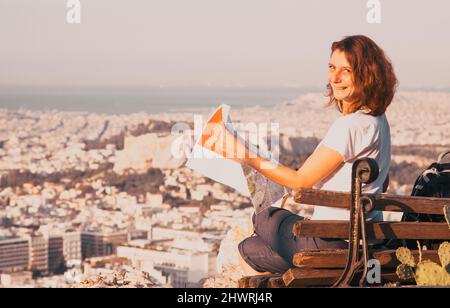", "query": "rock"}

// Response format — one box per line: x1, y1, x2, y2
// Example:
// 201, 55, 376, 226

203, 218, 253, 288
74, 269, 161, 288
